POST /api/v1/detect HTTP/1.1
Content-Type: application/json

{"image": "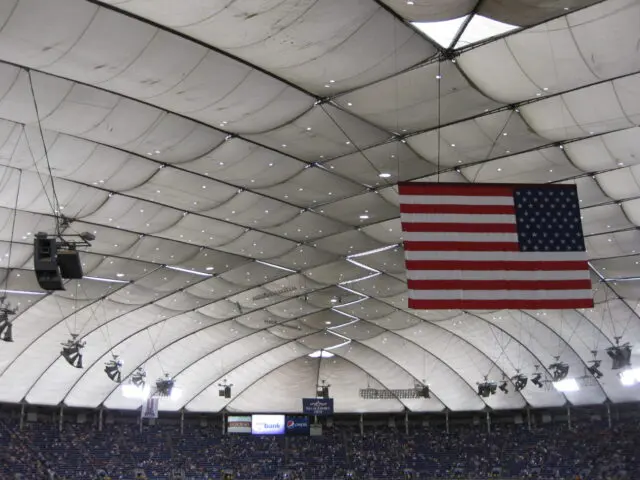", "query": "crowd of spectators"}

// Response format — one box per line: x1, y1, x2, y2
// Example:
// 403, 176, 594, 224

0, 417, 637, 479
